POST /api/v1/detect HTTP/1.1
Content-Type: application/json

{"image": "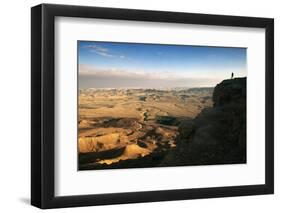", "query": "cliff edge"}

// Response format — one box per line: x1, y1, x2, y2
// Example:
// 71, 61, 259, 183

161, 77, 246, 166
